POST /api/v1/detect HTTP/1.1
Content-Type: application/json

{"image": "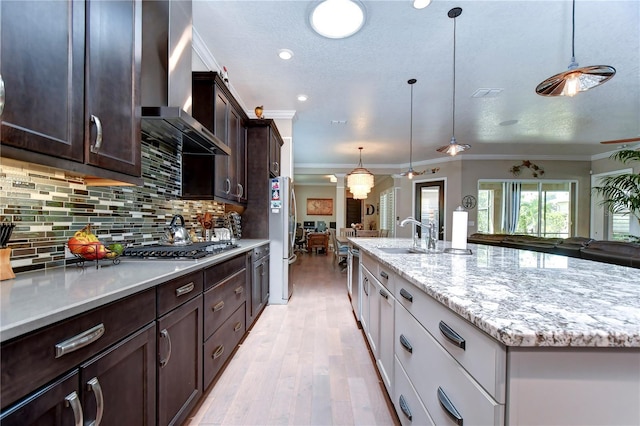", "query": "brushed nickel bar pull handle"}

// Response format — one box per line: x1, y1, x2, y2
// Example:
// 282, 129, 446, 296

55, 323, 105, 358
437, 386, 463, 426
87, 377, 104, 426
399, 334, 413, 354
225, 178, 231, 194
175, 282, 195, 297
159, 329, 172, 367
379, 289, 389, 299
237, 183, 244, 198
439, 320, 466, 350
363, 277, 369, 296
90, 115, 103, 154
212, 344, 224, 359
399, 395, 412, 421
380, 271, 389, 280
65, 391, 84, 426
400, 288, 413, 302
233, 322, 242, 332
234, 286, 244, 294
213, 301, 225, 312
